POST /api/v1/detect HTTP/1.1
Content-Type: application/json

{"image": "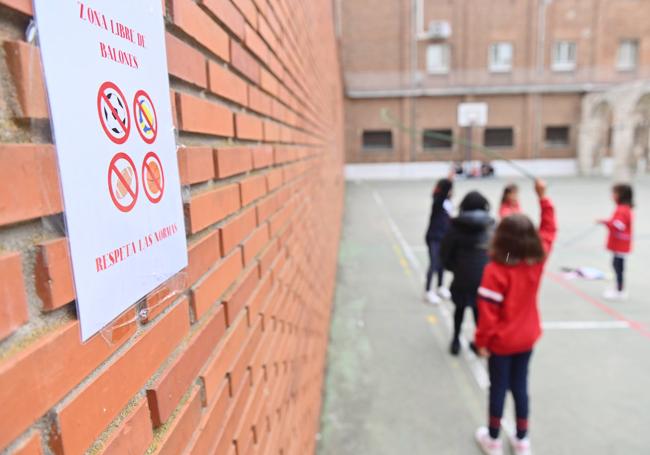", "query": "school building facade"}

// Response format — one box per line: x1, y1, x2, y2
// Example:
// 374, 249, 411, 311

339, 0, 650, 167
